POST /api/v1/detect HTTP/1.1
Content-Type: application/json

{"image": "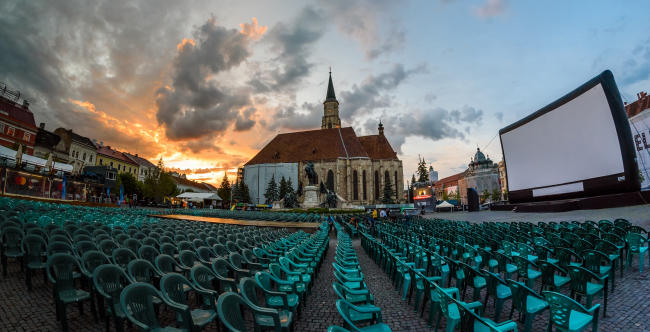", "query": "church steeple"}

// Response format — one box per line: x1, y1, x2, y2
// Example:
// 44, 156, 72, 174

322, 68, 341, 129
